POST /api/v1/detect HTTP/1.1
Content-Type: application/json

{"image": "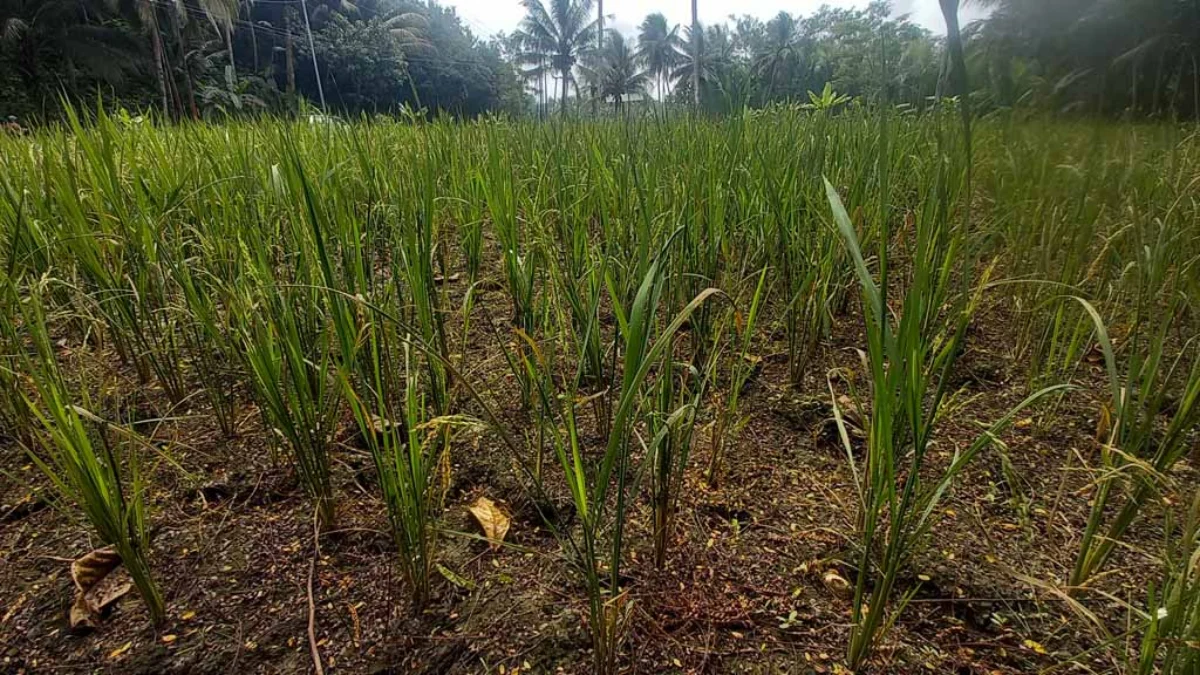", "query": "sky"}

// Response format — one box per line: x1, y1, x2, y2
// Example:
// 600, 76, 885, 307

444, 0, 991, 42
